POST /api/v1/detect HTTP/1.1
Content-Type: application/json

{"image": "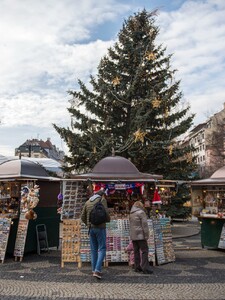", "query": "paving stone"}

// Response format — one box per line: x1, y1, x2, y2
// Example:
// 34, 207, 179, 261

0, 220, 224, 299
